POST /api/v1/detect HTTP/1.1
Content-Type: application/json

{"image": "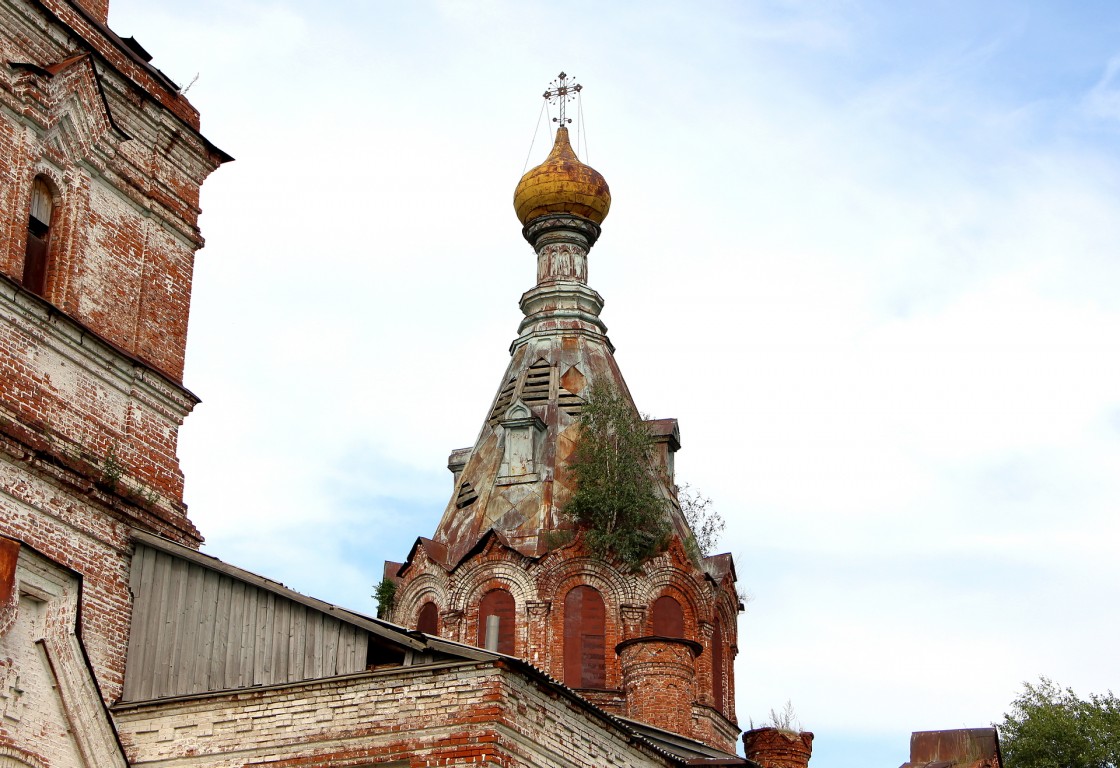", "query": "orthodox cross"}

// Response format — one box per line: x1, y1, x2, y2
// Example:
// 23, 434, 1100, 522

543, 72, 582, 126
